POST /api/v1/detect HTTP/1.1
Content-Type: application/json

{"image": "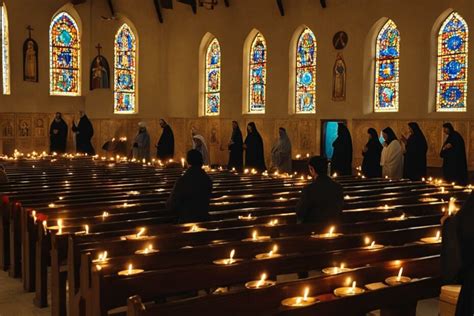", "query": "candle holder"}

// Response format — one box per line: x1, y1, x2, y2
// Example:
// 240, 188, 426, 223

385, 268, 411, 286
213, 250, 243, 265
245, 274, 276, 289
242, 231, 271, 242
118, 264, 144, 277
135, 245, 159, 255
311, 227, 341, 239
92, 251, 109, 264
121, 228, 150, 240
238, 214, 256, 221
281, 288, 318, 307
365, 241, 384, 250
266, 219, 279, 227
255, 245, 280, 259
420, 231, 442, 244
184, 225, 207, 233
334, 284, 365, 297
385, 214, 407, 221
322, 266, 351, 275
419, 197, 438, 203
